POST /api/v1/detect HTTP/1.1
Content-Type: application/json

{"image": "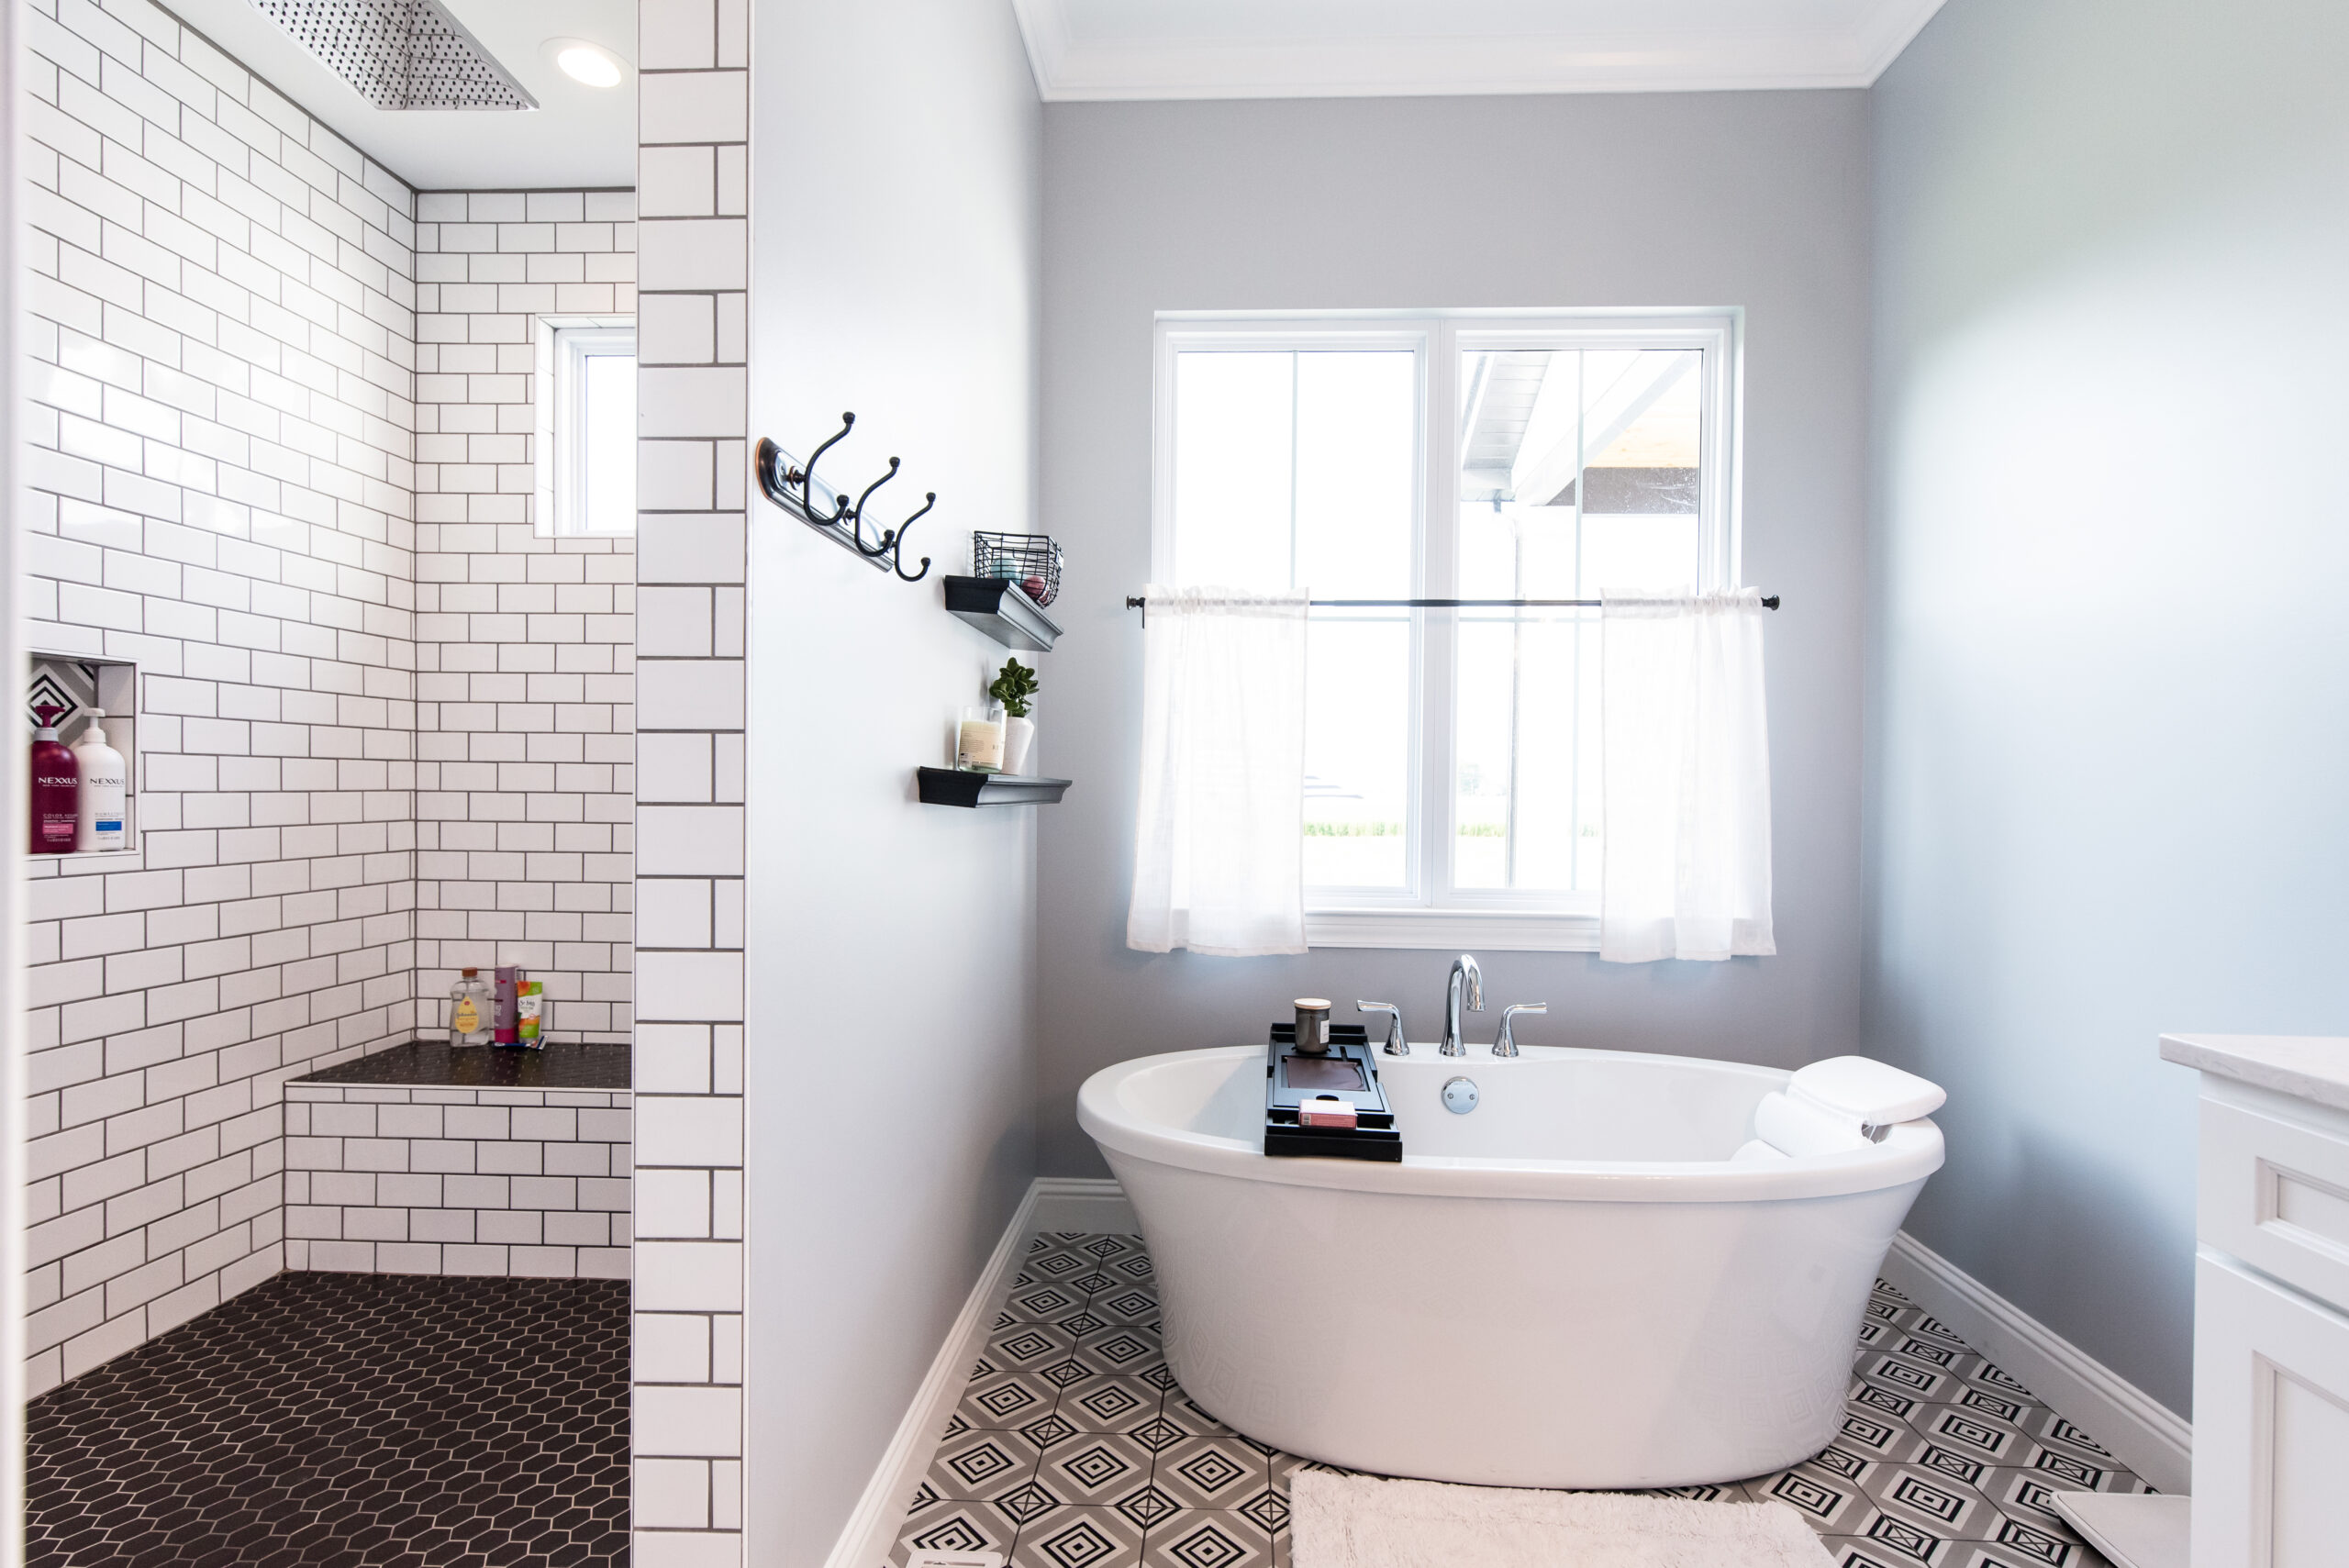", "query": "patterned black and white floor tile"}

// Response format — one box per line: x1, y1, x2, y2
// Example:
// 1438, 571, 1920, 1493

894, 1234, 2144, 1568
26, 1273, 629, 1567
